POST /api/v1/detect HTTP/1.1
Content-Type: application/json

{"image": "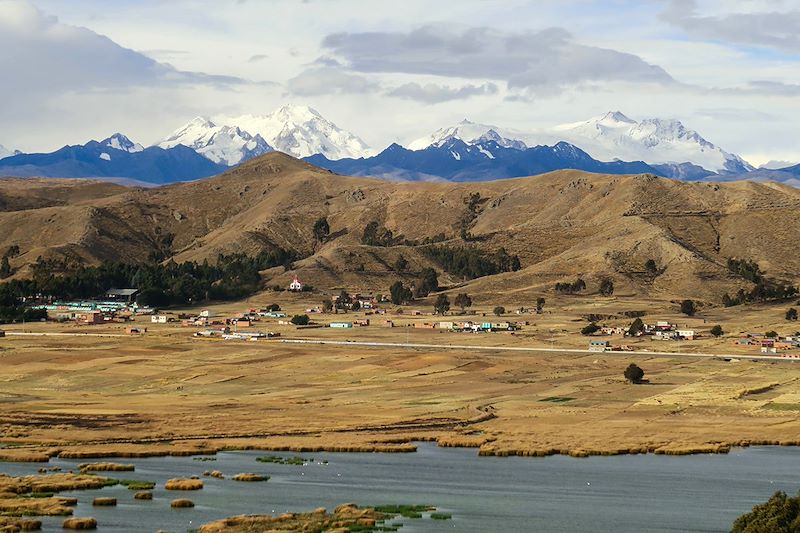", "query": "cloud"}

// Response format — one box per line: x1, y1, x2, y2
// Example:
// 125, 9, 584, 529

248, 54, 269, 63
287, 67, 378, 95
319, 25, 675, 96
661, 0, 800, 54
0, 0, 246, 105
387, 82, 498, 103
